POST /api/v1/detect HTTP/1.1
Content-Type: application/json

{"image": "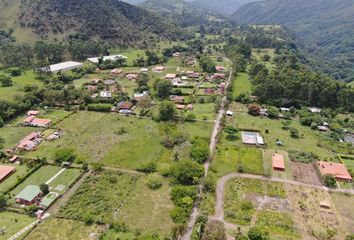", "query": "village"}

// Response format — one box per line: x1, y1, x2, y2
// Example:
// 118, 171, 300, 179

0, 30, 353, 240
